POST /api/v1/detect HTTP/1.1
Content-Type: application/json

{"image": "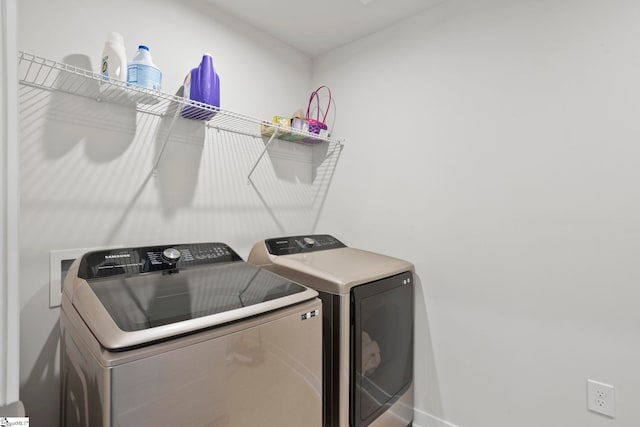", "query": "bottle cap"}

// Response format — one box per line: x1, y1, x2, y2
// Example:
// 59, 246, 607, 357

107, 32, 124, 44
138, 45, 149, 51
